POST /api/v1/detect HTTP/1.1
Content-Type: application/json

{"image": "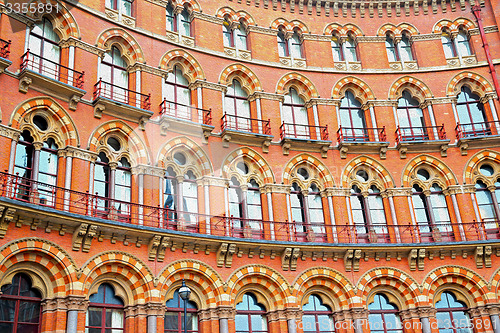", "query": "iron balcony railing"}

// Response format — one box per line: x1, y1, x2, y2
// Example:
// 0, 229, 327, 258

455, 121, 499, 139
1, 171, 498, 244
337, 126, 386, 143
21, 50, 84, 89
94, 78, 151, 110
221, 114, 271, 135
395, 124, 447, 144
0, 39, 11, 59
160, 98, 212, 125
280, 122, 329, 141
